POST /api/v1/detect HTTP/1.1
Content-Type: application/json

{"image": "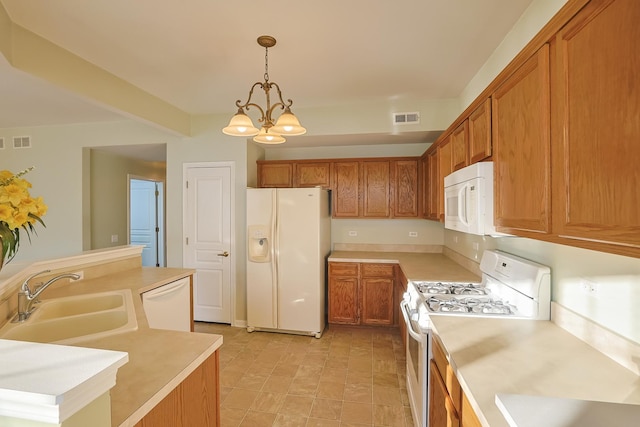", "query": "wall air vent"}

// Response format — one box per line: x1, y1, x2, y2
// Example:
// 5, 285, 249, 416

13, 136, 31, 149
393, 112, 420, 125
